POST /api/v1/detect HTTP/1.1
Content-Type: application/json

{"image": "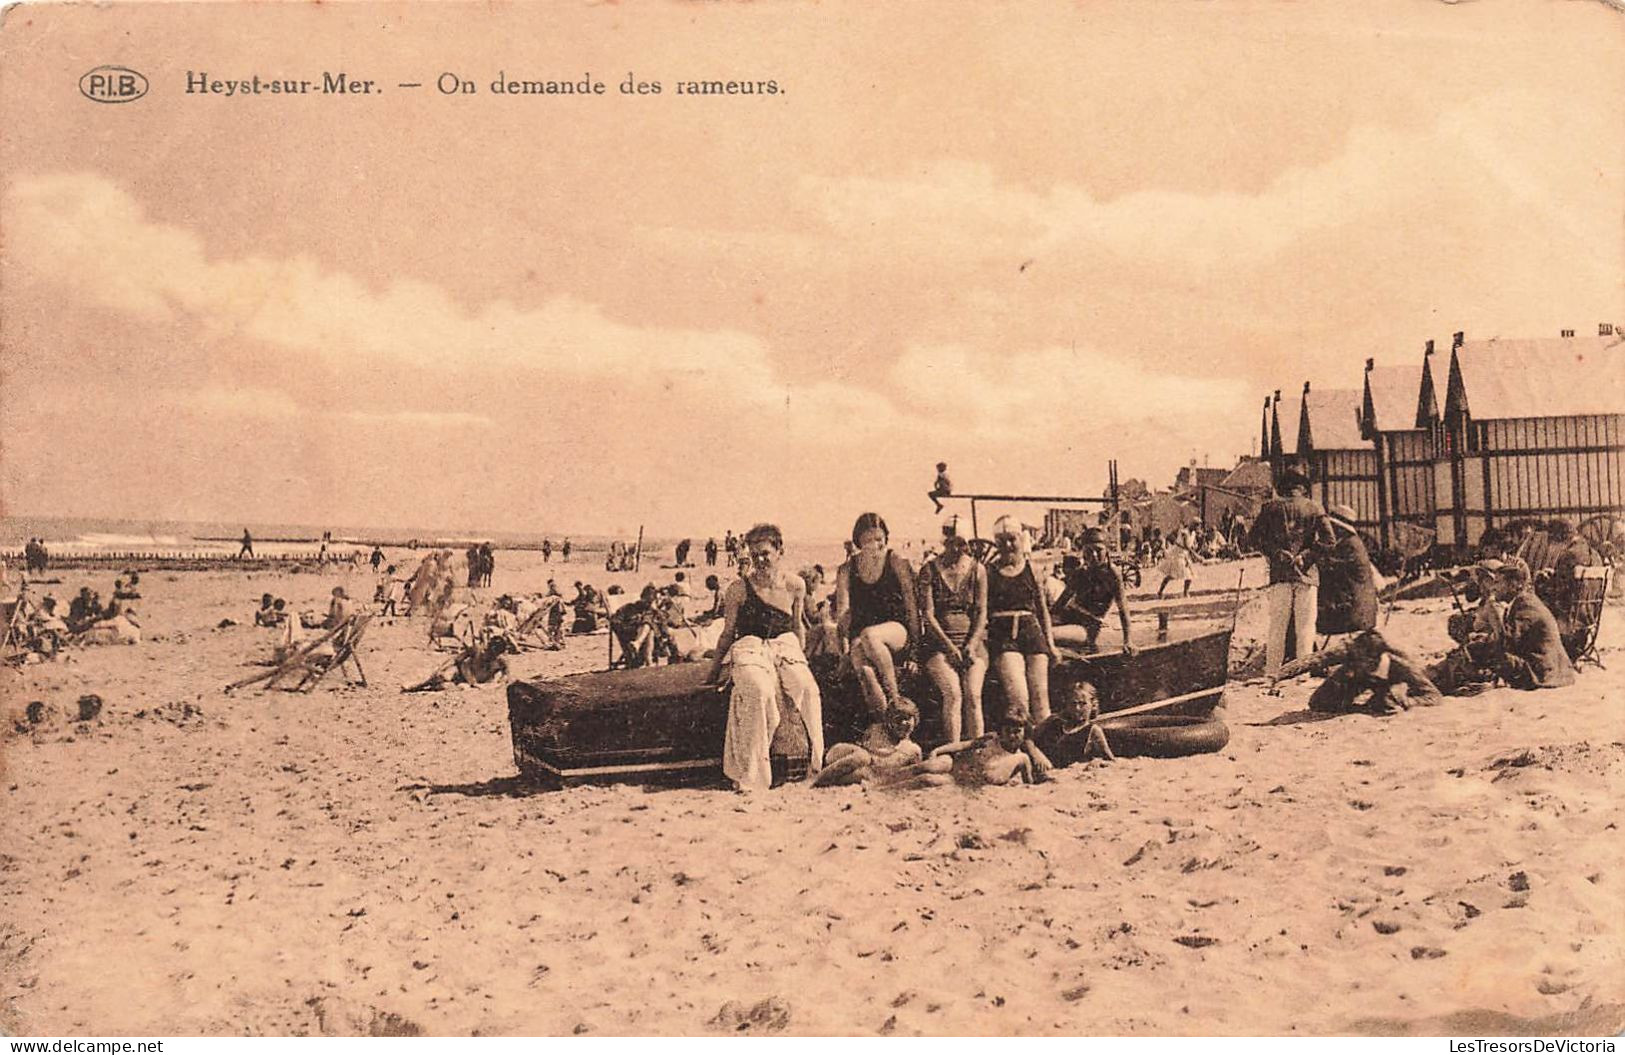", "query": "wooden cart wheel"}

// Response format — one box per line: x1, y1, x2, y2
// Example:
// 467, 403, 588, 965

1577, 514, 1623, 557
1118, 560, 1142, 589
968, 538, 1000, 566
